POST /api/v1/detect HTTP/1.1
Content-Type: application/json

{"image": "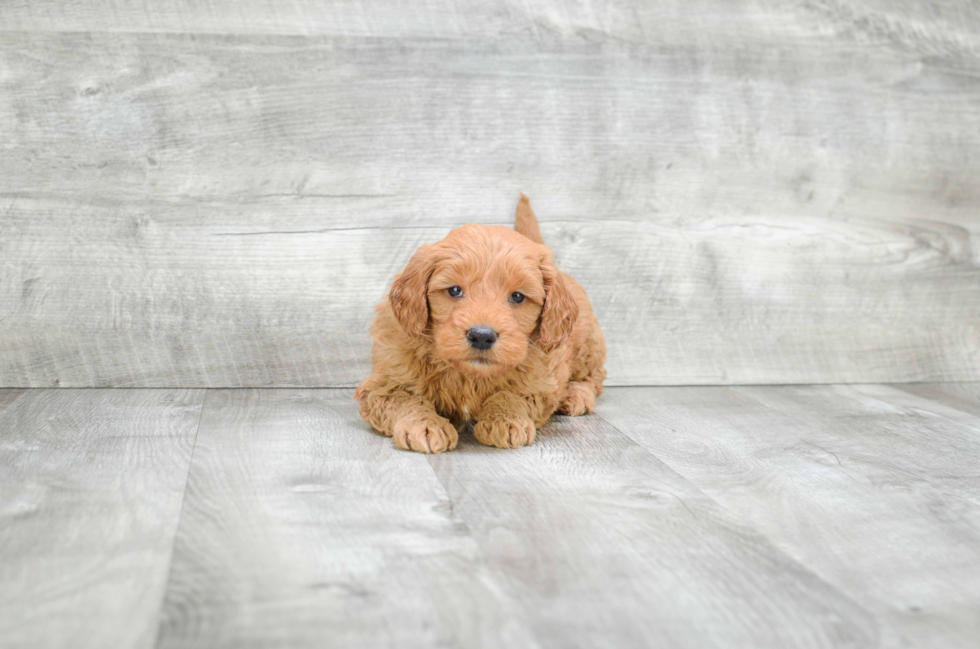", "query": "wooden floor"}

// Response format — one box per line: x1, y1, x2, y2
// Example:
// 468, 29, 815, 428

1, 384, 979, 648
